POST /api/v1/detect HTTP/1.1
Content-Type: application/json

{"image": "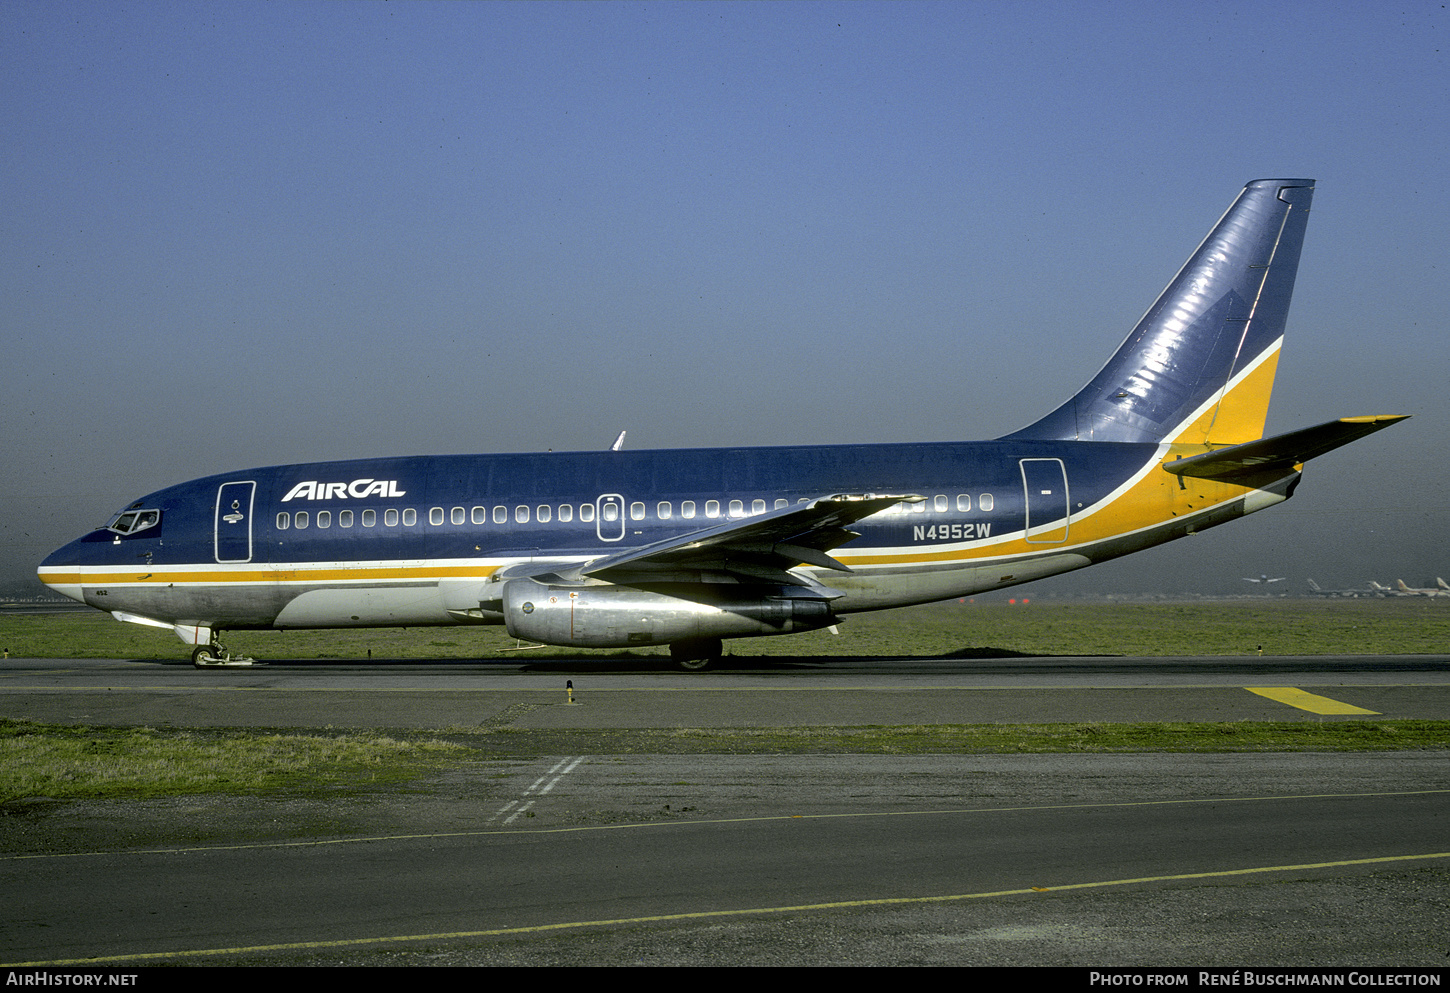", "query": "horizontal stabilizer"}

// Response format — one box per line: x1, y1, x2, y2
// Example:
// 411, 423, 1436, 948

1163, 416, 1408, 480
